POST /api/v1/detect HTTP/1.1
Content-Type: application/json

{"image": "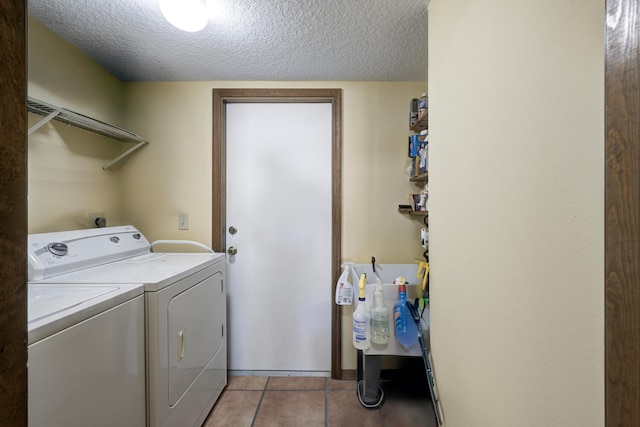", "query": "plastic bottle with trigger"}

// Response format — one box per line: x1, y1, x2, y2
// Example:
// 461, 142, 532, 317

352, 273, 371, 350
371, 280, 390, 345
393, 277, 419, 348
335, 263, 353, 306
